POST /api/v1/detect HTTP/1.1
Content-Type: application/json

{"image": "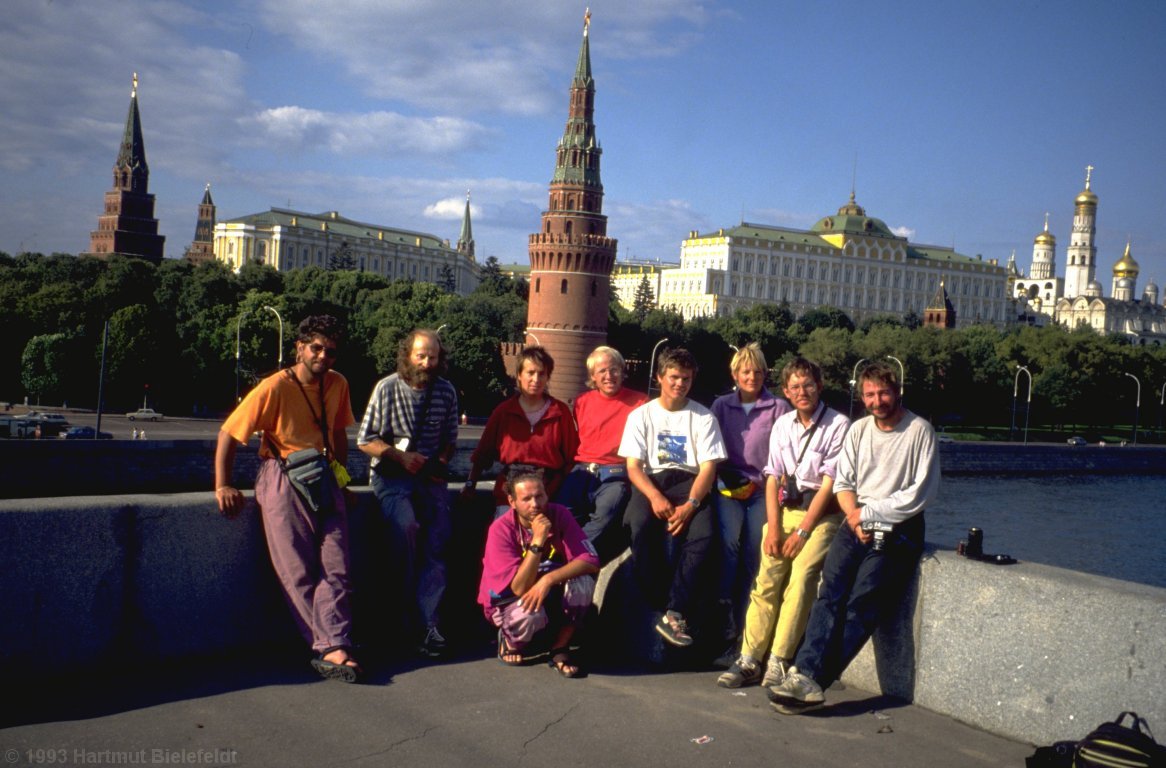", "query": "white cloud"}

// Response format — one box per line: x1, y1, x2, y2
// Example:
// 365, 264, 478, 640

424, 197, 476, 221
892, 226, 917, 240
255, 0, 709, 115
240, 107, 490, 156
